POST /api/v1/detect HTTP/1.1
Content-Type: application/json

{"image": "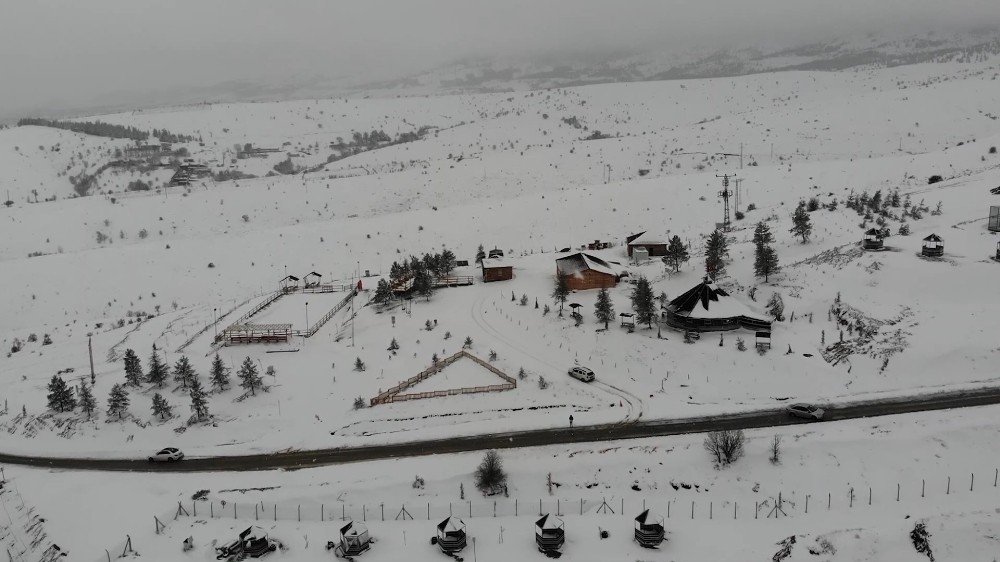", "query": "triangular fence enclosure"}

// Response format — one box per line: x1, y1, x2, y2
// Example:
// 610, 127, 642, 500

370, 350, 516, 406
